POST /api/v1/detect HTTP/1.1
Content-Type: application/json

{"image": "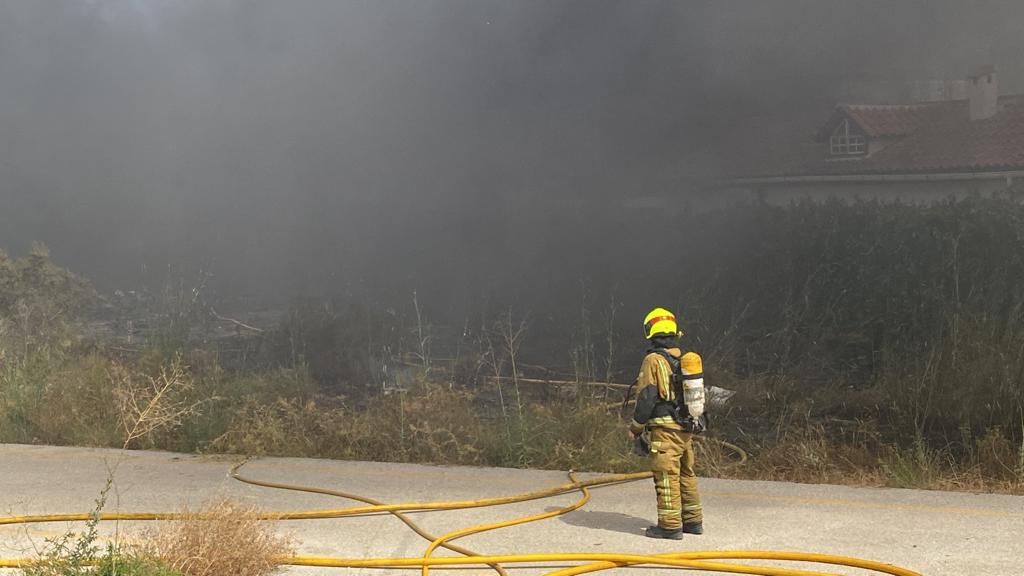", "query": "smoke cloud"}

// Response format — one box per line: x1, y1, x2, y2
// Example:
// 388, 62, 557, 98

1, 1, 1022, 303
